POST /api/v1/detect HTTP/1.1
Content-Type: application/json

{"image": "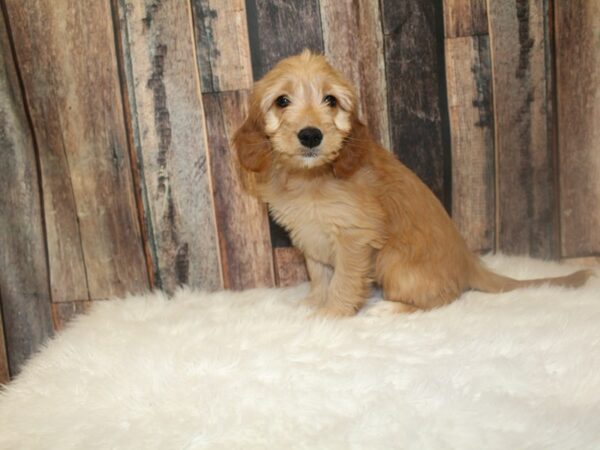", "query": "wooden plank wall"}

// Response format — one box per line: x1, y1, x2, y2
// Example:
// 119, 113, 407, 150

443, 0, 495, 252
0, 8, 53, 376
115, 0, 222, 293
382, 0, 451, 208
488, 0, 558, 258
555, 1, 600, 258
0, 0, 599, 377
